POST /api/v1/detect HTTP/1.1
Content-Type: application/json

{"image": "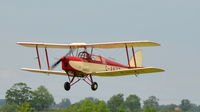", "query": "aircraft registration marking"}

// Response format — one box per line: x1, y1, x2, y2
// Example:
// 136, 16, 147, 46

105, 65, 121, 71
